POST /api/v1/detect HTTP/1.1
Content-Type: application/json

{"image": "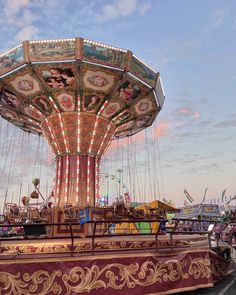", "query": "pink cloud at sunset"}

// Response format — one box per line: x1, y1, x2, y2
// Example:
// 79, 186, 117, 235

153, 121, 171, 137
176, 108, 200, 120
